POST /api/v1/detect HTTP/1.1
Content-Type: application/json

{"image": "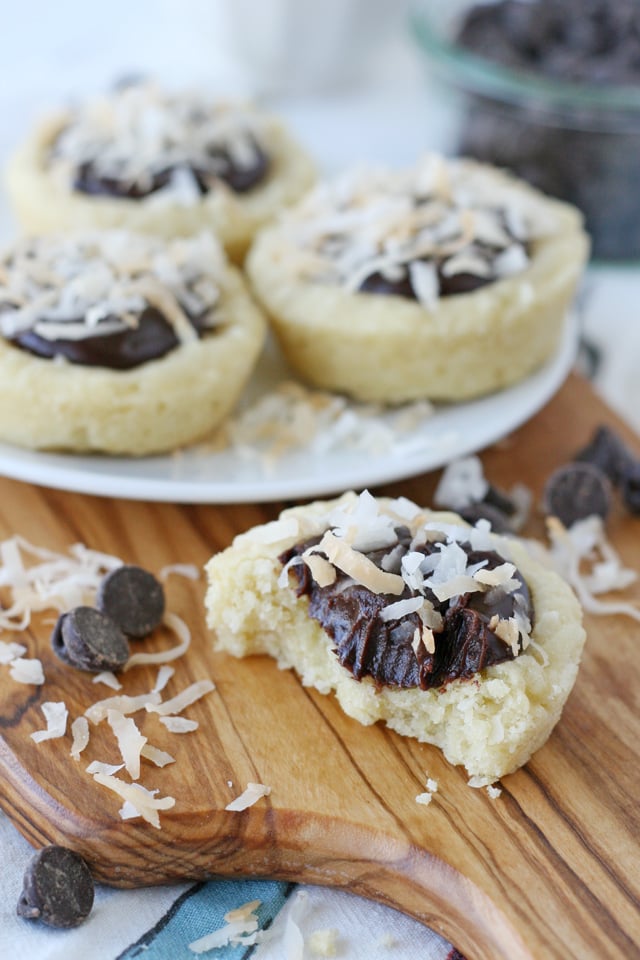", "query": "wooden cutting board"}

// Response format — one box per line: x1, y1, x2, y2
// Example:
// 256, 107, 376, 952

0, 373, 638, 960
